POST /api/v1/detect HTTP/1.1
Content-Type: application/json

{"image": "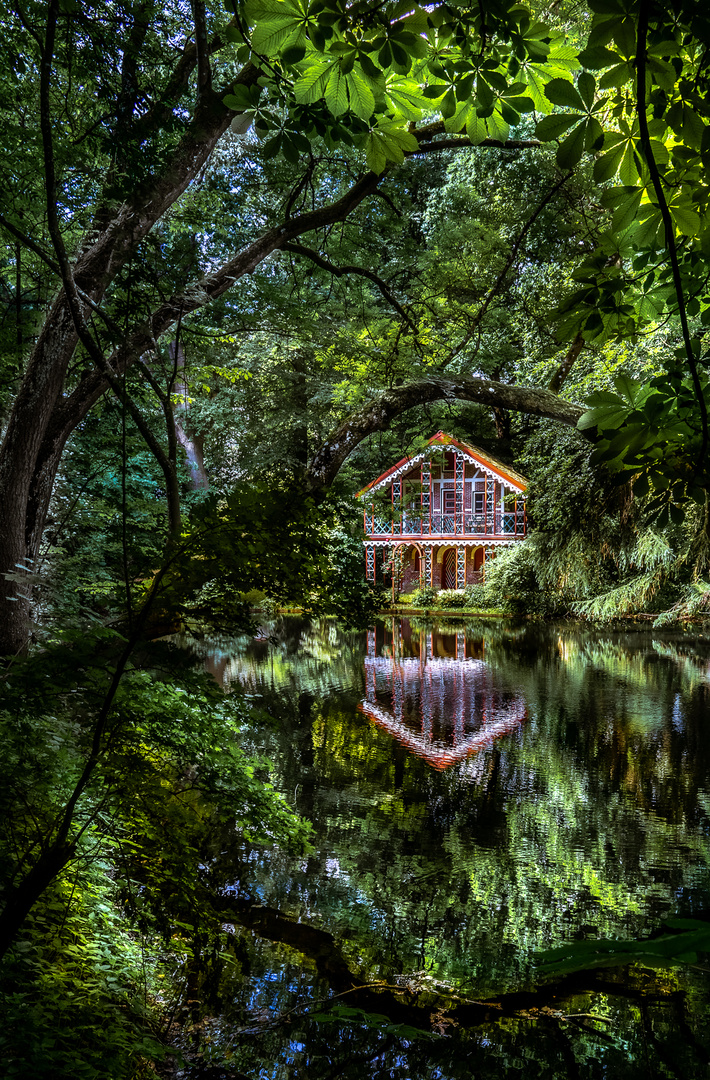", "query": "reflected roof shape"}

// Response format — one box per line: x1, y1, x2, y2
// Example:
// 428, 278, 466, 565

361, 653, 527, 770
359, 697, 527, 769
